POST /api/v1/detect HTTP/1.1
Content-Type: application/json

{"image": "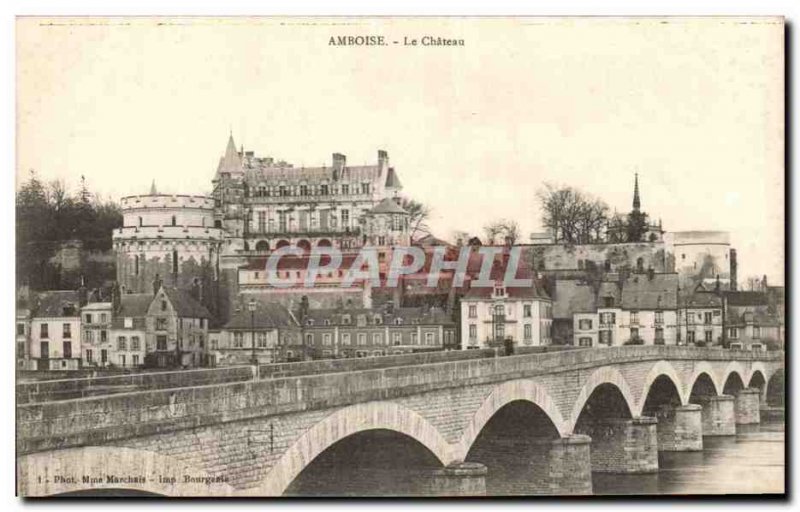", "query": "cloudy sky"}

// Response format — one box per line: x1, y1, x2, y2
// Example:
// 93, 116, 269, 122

17, 17, 784, 285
